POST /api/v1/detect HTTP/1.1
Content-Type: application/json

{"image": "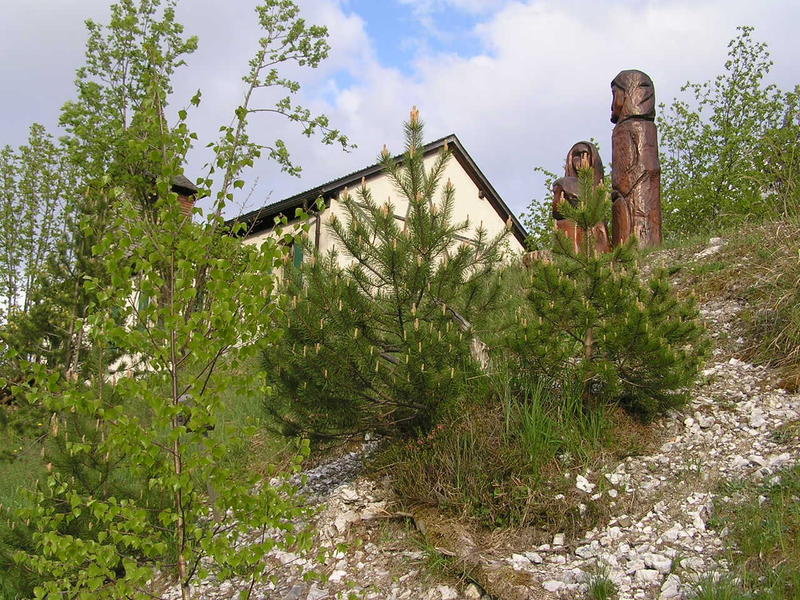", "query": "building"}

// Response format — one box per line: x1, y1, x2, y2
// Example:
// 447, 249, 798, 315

227, 134, 527, 259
